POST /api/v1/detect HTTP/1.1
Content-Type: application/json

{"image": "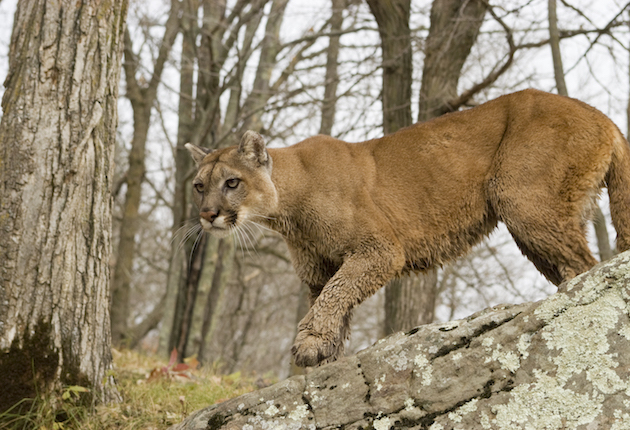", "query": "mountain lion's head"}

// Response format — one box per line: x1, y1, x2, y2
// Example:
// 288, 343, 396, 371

185, 131, 278, 238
